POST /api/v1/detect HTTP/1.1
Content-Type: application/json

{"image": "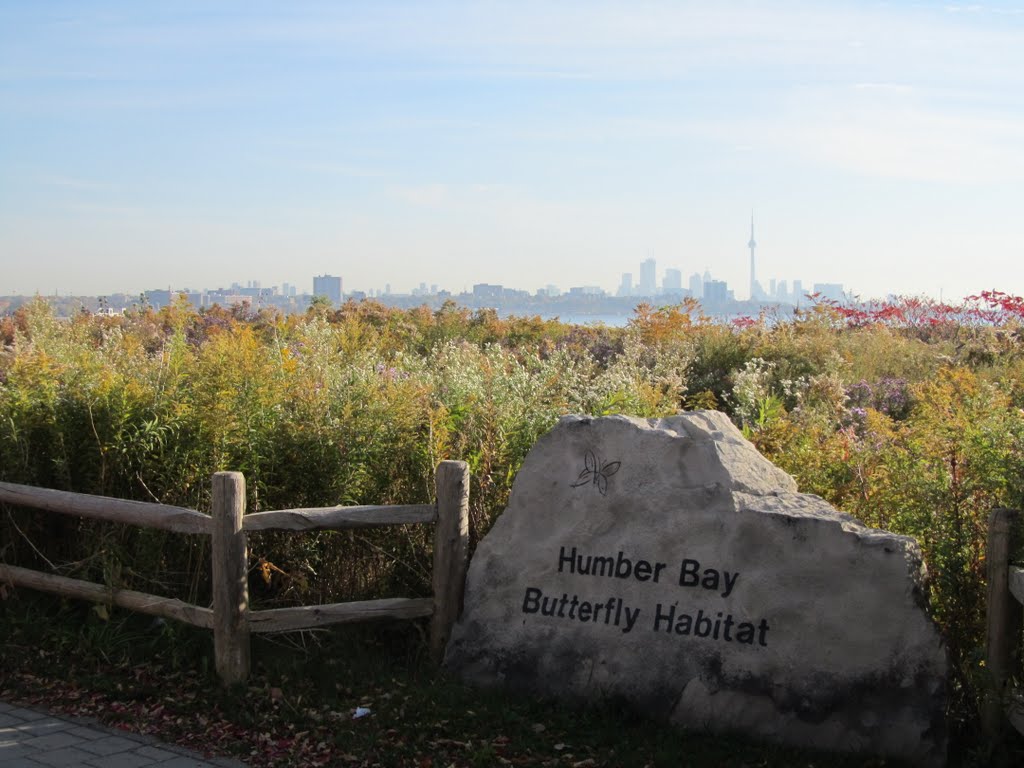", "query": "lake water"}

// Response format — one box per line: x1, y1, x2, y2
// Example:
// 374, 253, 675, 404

497, 311, 754, 327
